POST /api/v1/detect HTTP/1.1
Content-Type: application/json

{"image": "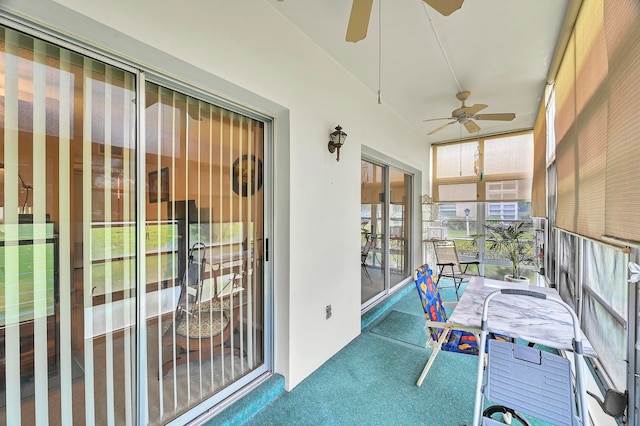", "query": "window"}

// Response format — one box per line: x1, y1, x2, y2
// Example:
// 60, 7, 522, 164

438, 204, 456, 218
433, 132, 533, 203
554, 229, 628, 392
431, 131, 535, 280
487, 202, 518, 220
427, 201, 534, 280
